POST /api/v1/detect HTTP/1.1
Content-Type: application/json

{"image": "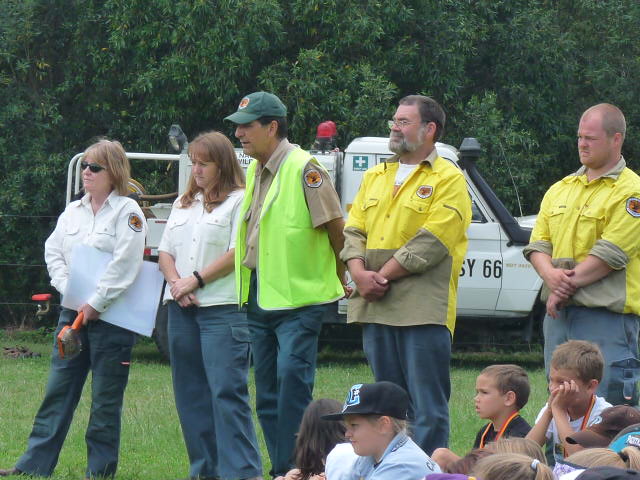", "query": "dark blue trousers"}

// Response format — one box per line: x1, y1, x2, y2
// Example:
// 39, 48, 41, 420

16, 308, 135, 478
247, 272, 327, 477
362, 322, 451, 455
168, 302, 262, 479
